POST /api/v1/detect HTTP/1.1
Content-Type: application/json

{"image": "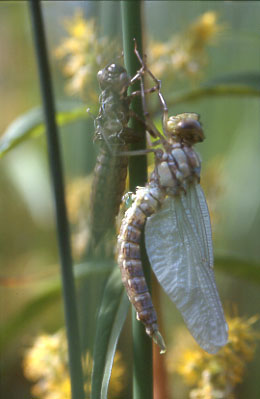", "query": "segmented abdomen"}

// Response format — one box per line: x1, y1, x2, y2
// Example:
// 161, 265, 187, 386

117, 185, 166, 352
89, 144, 128, 247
